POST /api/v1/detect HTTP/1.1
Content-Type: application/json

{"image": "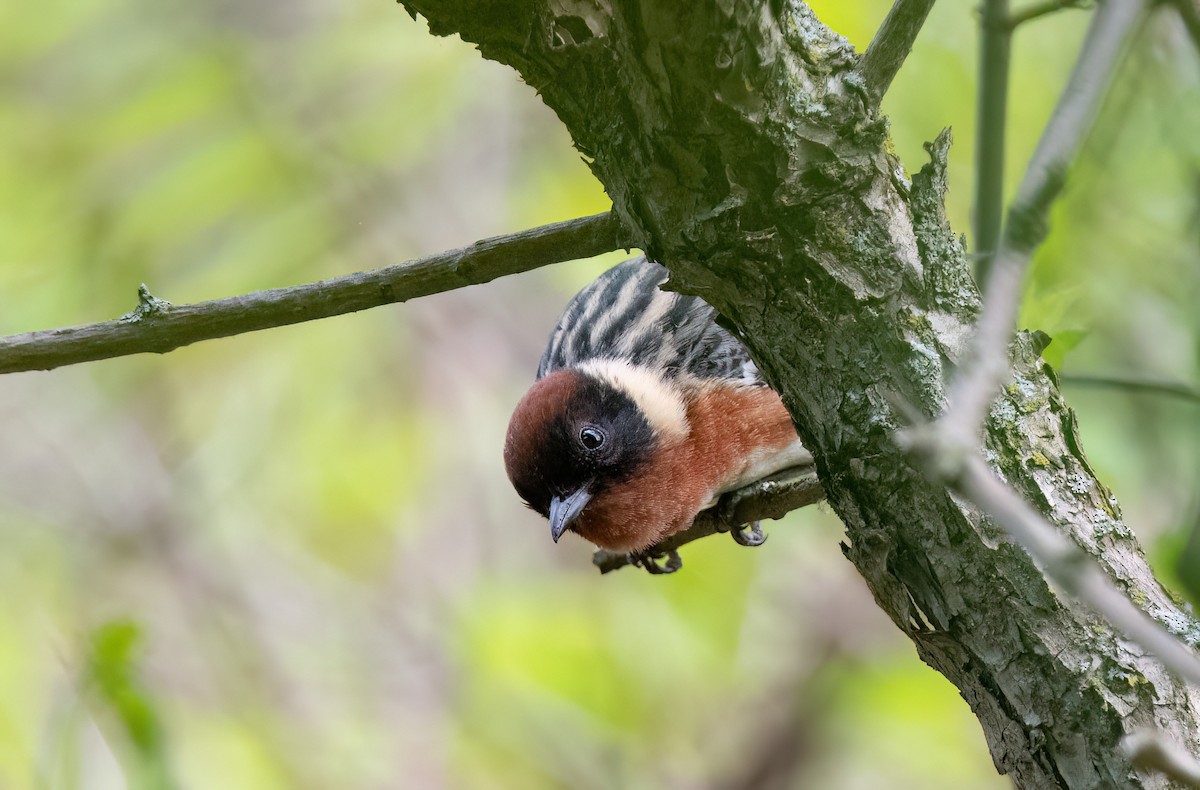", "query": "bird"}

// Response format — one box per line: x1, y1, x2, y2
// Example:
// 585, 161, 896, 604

503, 257, 811, 567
